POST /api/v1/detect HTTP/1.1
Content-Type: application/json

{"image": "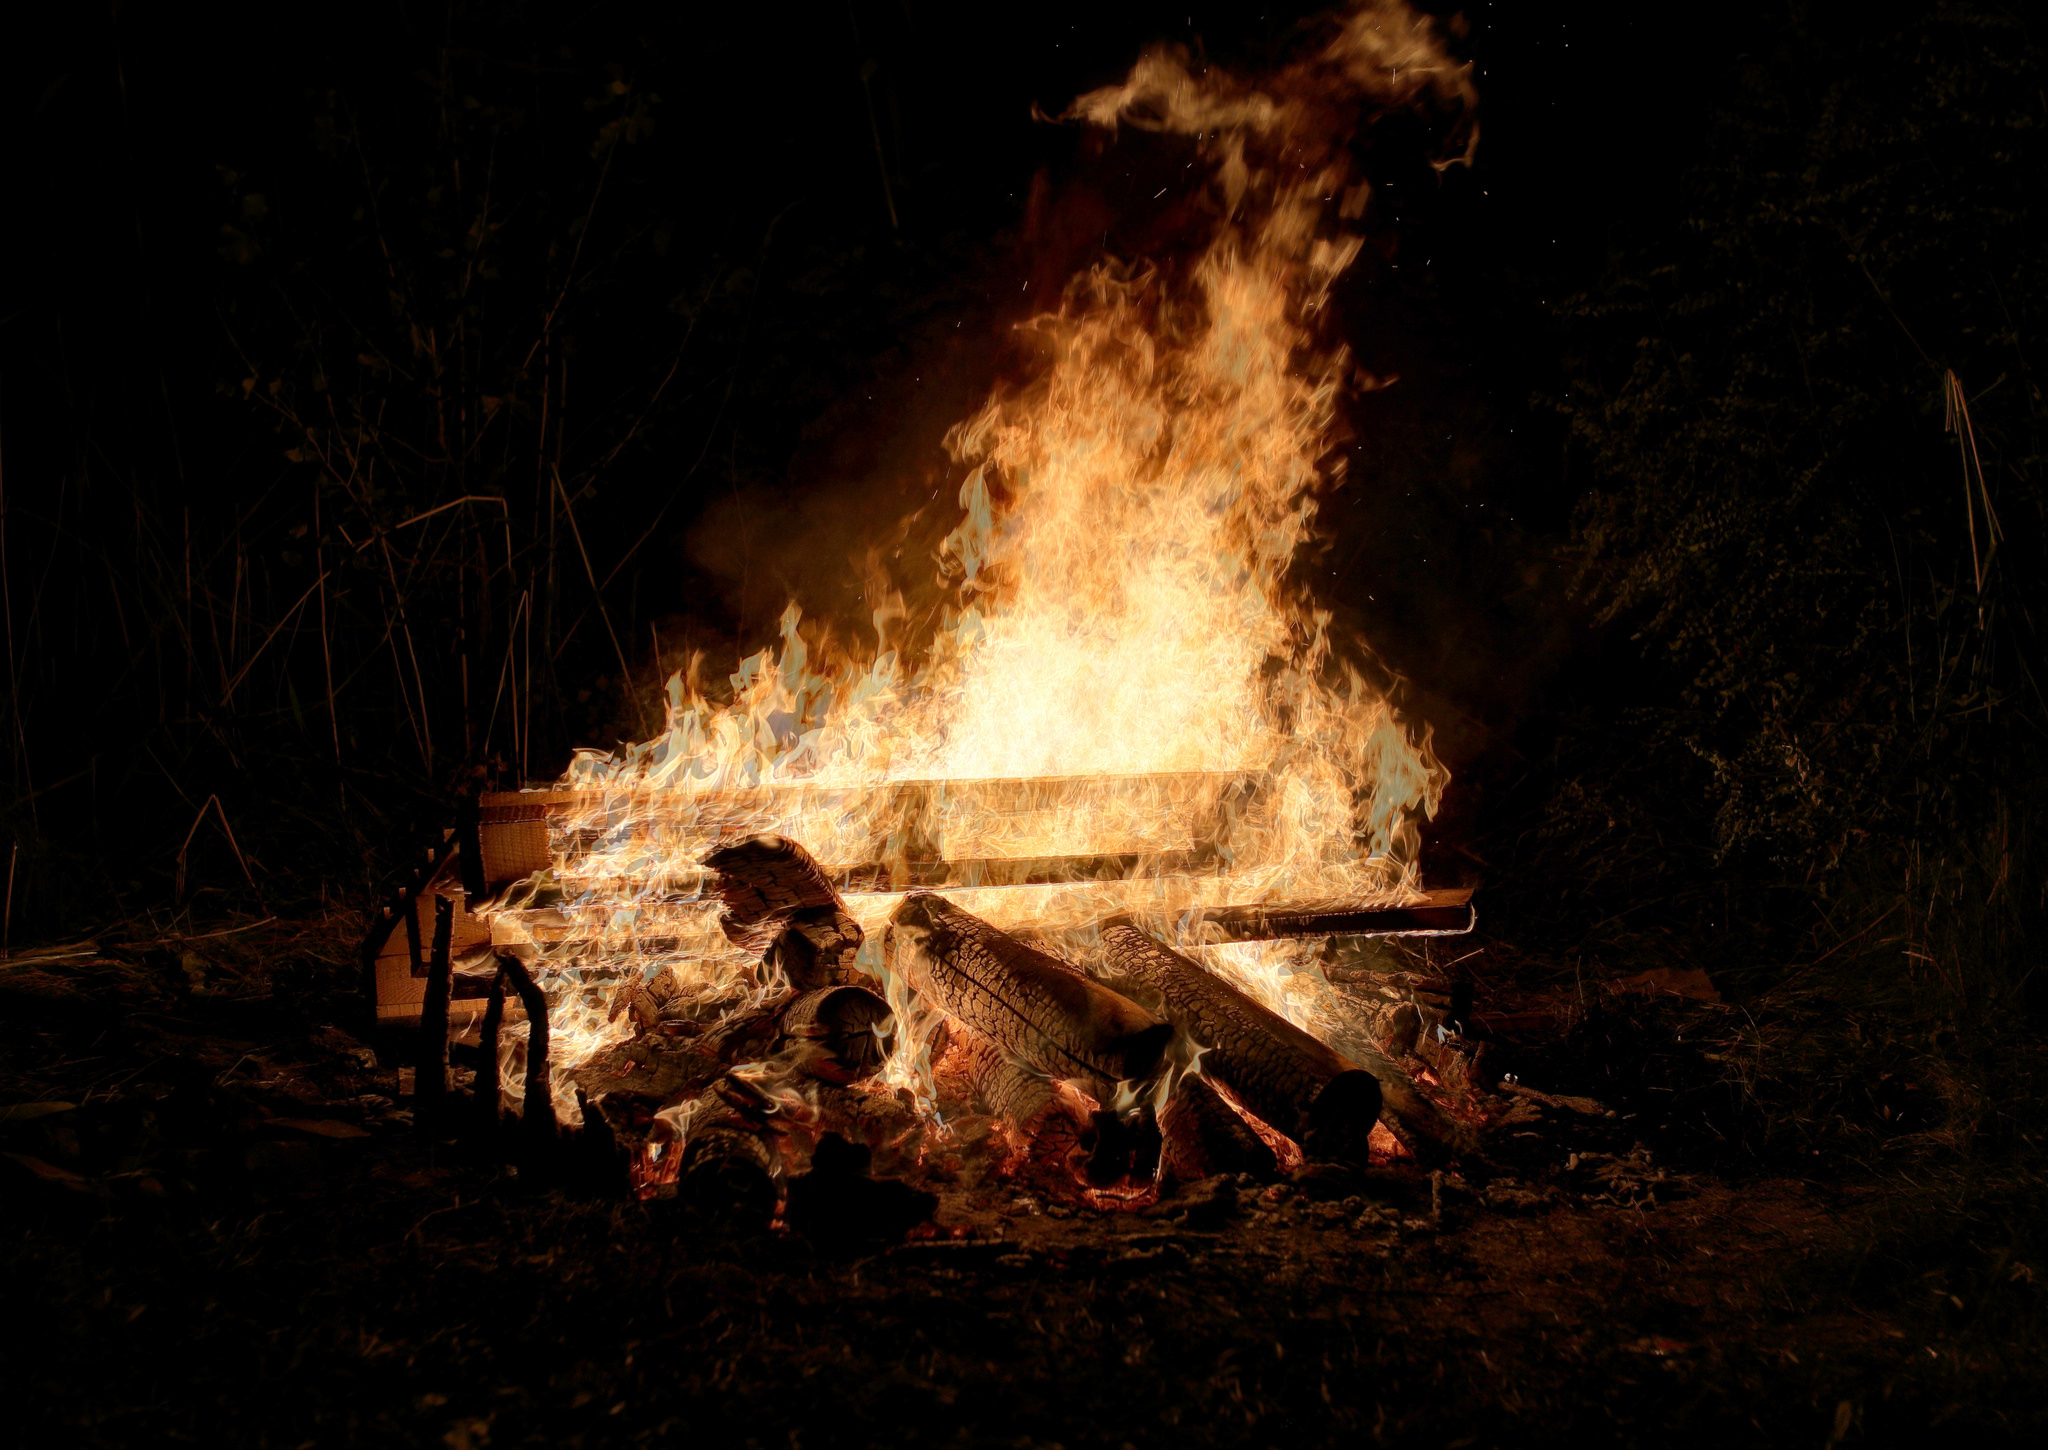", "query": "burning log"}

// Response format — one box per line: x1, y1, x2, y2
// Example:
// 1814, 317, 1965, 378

805, 1081, 924, 1160
1099, 925, 1382, 1163
962, 1036, 1157, 1189
673, 1078, 780, 1229
414, 895, 455, 1132
964, 1037, 1082, 1151
1159, 1072, 1278, 1183
887, 892, 1170, 1094
704, 835, 866, 989
777, 985, 893, 1084
1102, 925, 1479, 1163
1185, 888, 1475, 942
